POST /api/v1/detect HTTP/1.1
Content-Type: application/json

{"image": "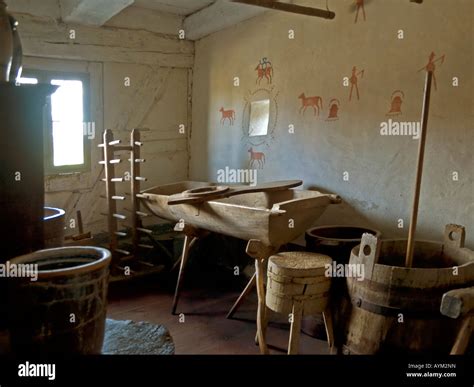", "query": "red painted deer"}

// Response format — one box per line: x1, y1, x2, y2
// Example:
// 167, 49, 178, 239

219, 107, 236, 125
248, 147, 265, 169
298, 93, 323, 116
